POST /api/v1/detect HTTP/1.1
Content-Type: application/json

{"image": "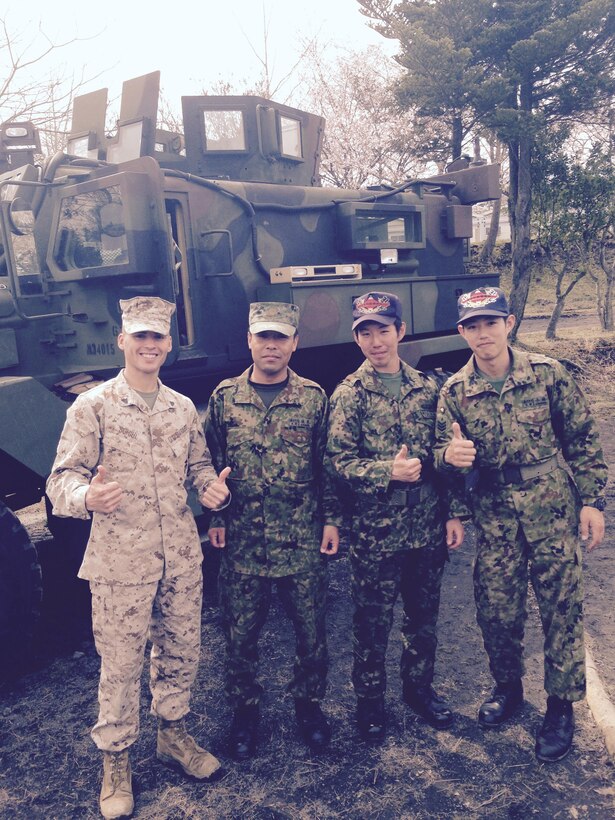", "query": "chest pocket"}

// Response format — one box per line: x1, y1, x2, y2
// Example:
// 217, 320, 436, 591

514, 406, 553, 445
464, 414, 499, 461
406, 409, 436, 456
280, 426, 314, 483
101, 415, 145, 479
465, 415, 497, 438
167, 434, 190, 467
226, 426, 259, 479
102, 442, 142, 480
361, 414, 397, 458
